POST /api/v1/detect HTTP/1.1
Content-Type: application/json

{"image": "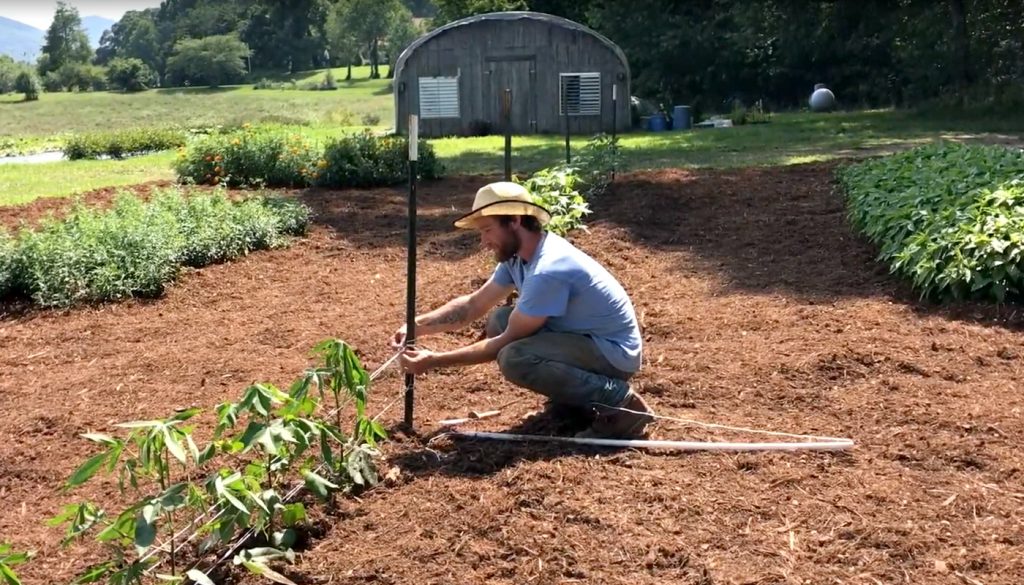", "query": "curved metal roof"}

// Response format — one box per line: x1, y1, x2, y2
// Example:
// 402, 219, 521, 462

393, 11, 631, 82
